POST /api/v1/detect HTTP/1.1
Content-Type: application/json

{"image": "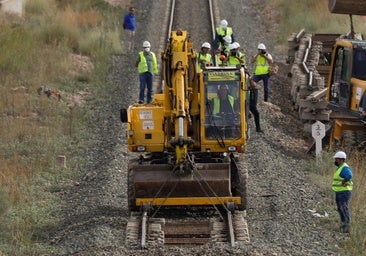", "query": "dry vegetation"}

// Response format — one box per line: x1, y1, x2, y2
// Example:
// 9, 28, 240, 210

0, 0, 122, 254
0, 0, 365, 255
